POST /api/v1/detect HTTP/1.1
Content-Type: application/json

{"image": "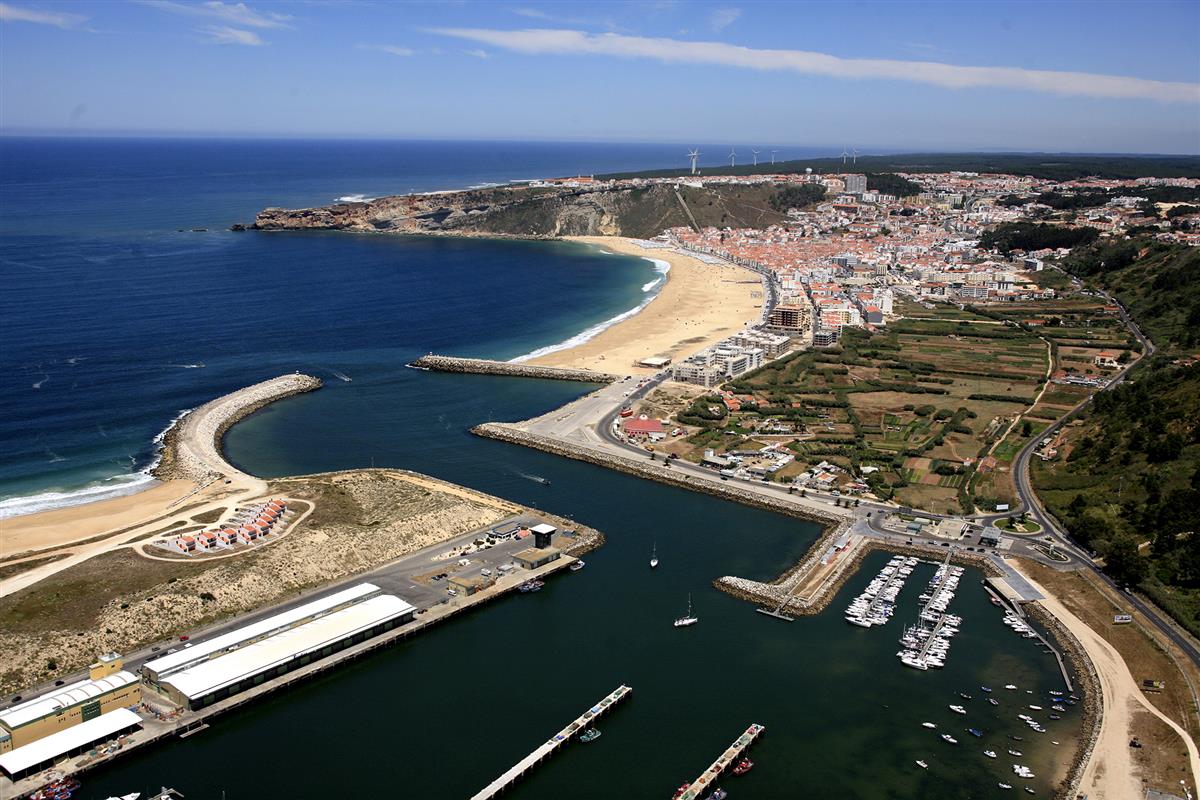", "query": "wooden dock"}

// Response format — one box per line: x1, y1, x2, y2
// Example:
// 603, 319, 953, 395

676, 723, 765, 800
471, 685, 633, 800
